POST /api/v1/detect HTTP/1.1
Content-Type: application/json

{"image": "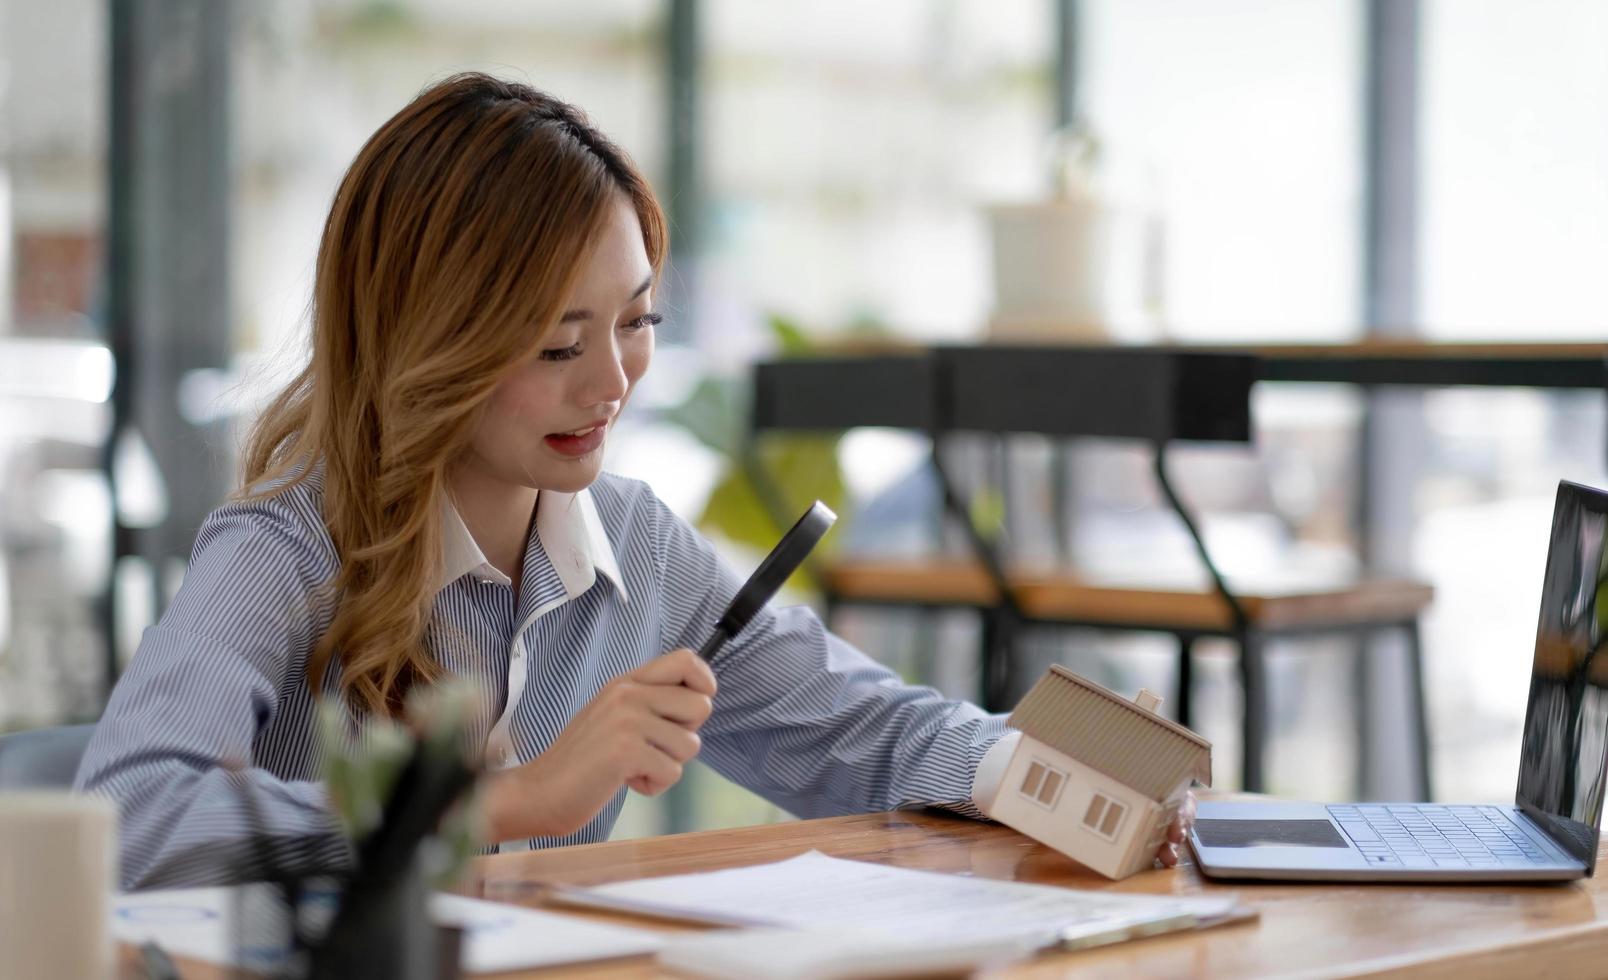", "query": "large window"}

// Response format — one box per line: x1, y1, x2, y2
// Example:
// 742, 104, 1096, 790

1420, 0, 1608, 337
1081, 0, 1362, 340
1413, 0, 1608, 802
0, 0, 111, 728
701, 0, 1054, 346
